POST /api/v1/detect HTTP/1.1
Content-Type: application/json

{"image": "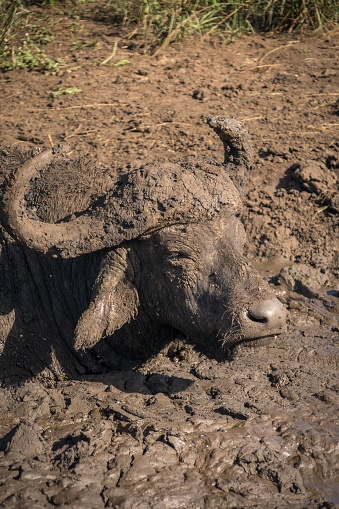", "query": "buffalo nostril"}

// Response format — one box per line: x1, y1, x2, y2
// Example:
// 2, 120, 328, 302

248, 298, 286, 327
